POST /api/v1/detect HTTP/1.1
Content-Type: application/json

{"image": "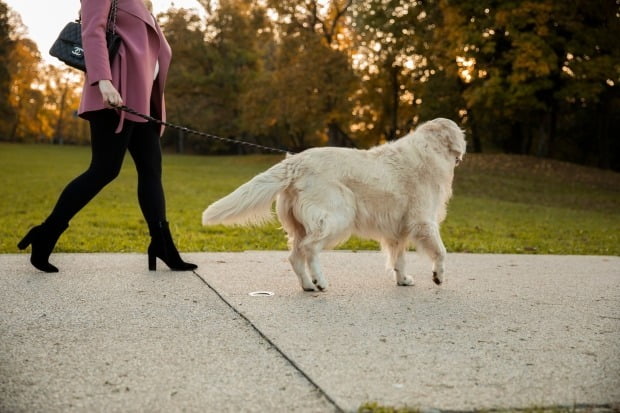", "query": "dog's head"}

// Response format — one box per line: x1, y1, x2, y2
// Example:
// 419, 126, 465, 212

416, 118, 466, 166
